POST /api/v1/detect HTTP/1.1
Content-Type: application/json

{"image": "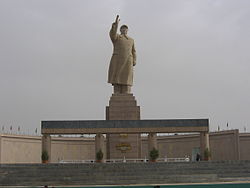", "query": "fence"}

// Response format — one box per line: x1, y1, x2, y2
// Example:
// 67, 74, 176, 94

59, 157, 190, 163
